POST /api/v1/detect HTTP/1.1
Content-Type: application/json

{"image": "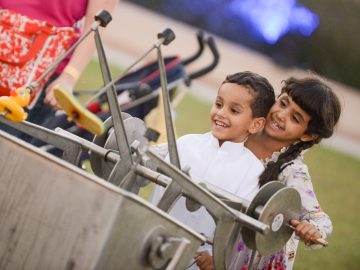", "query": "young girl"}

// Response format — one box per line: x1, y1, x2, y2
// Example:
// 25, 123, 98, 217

226, 76, 341, 270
